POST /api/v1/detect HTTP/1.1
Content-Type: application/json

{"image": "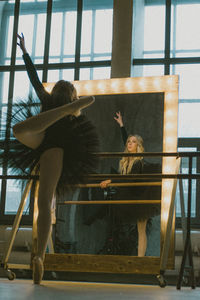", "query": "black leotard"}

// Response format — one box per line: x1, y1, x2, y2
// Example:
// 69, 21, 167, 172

6, 54, 99, 194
